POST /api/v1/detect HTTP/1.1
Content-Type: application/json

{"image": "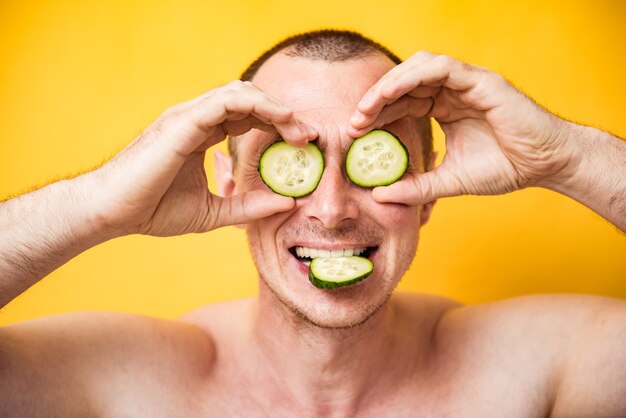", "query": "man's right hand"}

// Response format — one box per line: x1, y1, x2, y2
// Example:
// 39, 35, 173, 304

87, 80, 316, 237
0, 80, 316, 308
